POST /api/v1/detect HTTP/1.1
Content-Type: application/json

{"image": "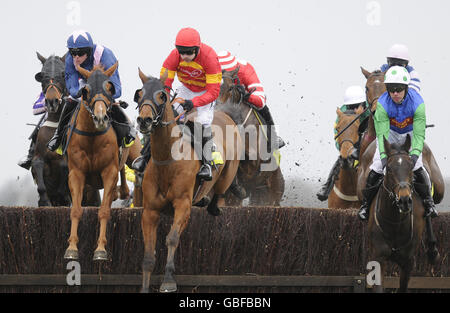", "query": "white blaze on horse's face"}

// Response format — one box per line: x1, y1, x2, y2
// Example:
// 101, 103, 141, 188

93, 98, 109, 131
